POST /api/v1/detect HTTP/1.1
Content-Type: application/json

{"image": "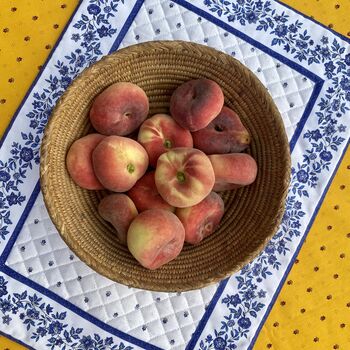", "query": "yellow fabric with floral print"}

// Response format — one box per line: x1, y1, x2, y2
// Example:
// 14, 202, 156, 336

254, 1, 350, 348
255, 148, 350, 349
0, 0, 349, 349
0, 1, 79, 137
